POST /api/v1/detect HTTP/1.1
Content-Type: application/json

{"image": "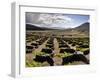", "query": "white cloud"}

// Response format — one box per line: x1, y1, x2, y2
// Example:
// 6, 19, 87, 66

37, 13, 73, 28
26, 13, 74, 29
